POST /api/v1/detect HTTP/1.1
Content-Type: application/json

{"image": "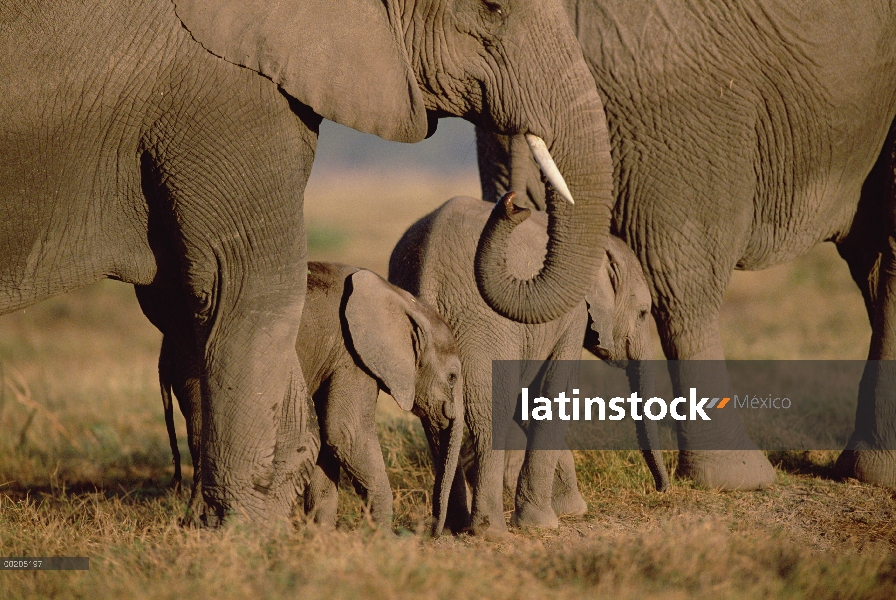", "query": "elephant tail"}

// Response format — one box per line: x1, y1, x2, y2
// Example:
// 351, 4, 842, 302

159, 340, 182, 490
